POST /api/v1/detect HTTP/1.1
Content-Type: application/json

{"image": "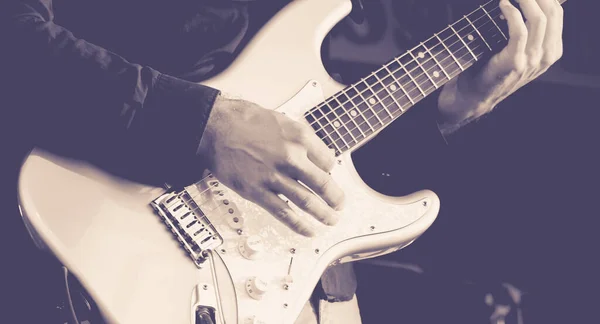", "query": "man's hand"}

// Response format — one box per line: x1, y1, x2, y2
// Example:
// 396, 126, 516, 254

198, 95, 345, 237
438, 0, 564, 133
